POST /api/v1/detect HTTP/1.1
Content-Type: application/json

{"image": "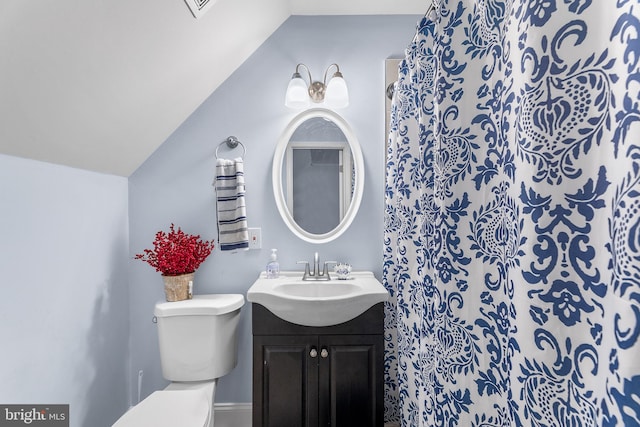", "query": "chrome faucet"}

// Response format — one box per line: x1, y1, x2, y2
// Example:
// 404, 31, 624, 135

298, 252, 337, 281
